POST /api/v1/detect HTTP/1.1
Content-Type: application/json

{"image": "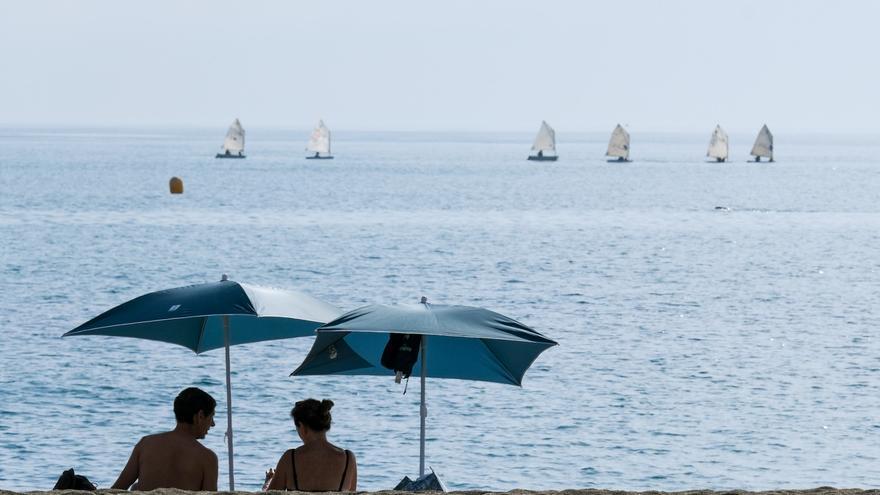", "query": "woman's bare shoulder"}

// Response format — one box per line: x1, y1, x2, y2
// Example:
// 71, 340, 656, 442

327, 443, 350, 455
